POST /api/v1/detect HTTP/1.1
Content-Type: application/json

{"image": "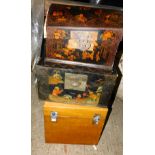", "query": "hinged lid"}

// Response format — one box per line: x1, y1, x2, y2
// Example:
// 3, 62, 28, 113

47, 3, 123, 28
44, 102, 108, 119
